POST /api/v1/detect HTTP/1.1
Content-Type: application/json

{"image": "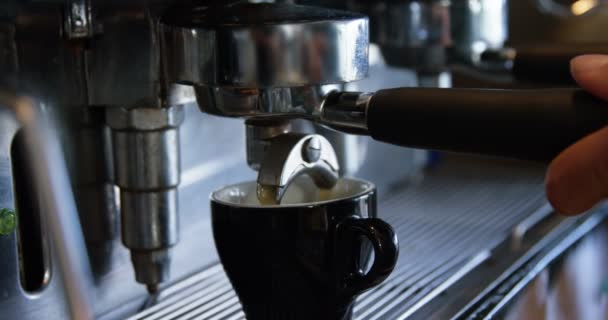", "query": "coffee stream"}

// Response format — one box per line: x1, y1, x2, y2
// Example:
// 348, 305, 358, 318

318, 188, 332, 202
256, 184, 281, 206
256, 183, 334, 206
